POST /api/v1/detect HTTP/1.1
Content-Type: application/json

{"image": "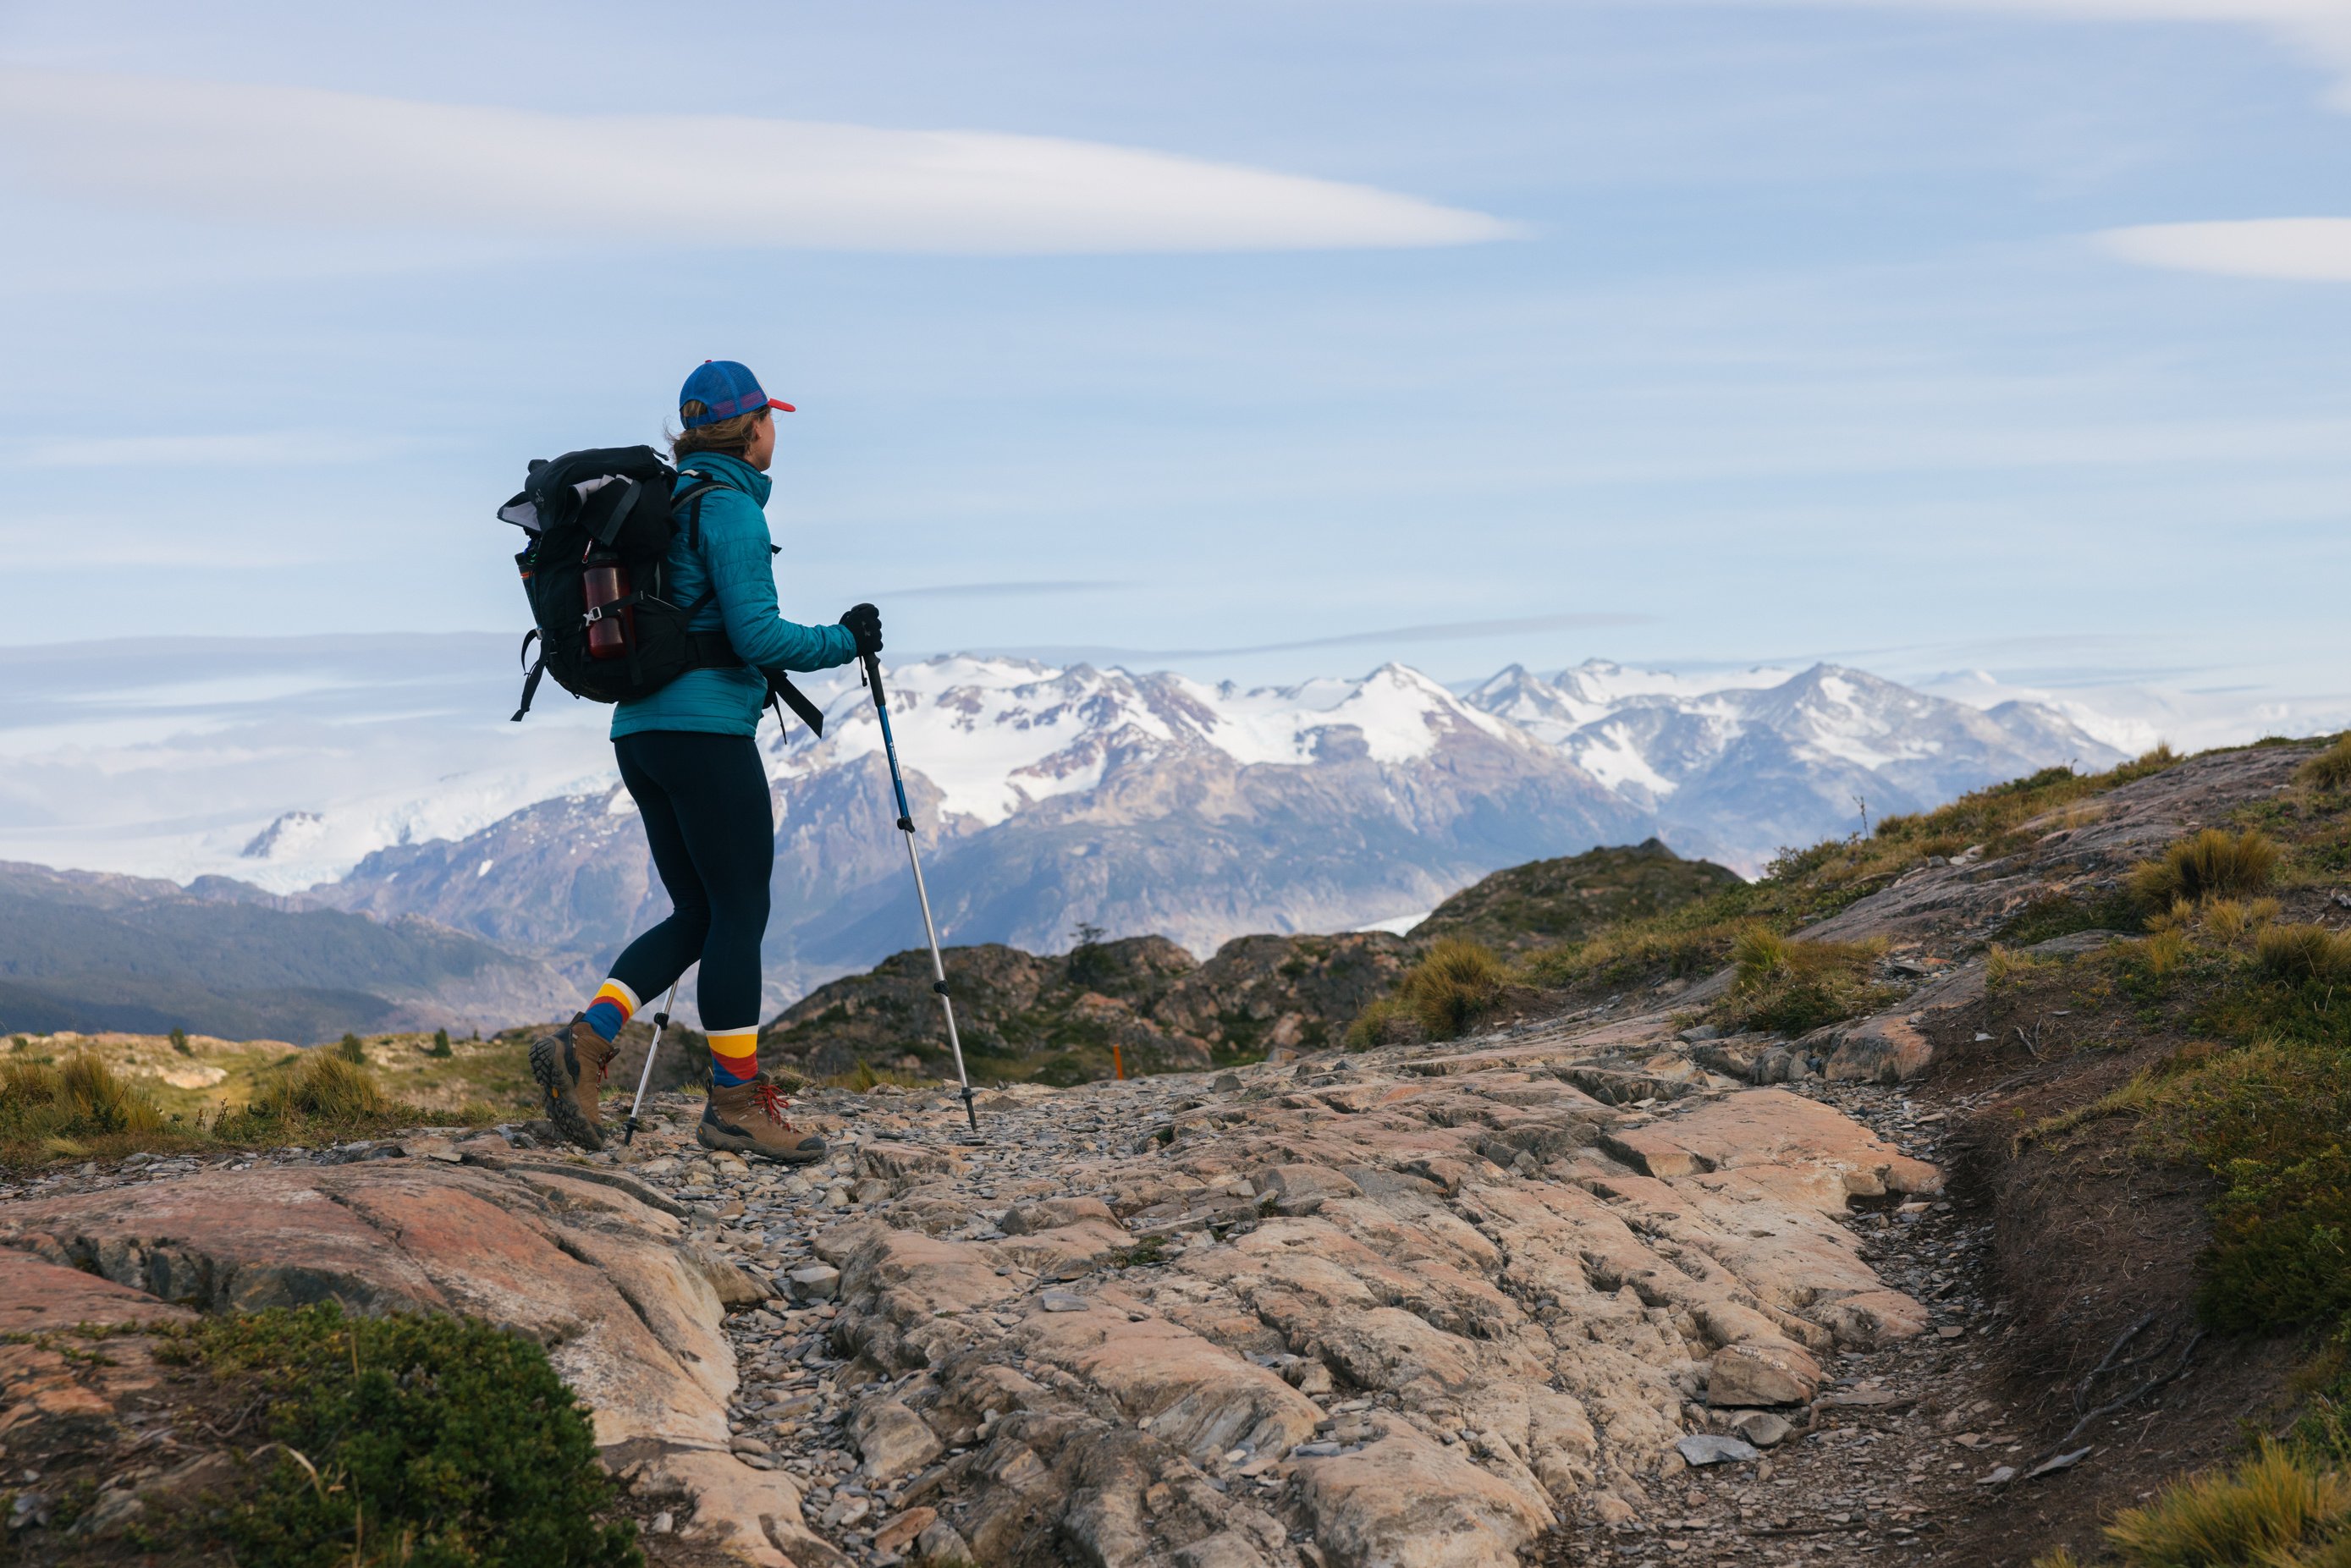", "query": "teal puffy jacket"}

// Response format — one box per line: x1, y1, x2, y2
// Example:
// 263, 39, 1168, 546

610, 451, 858, 739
